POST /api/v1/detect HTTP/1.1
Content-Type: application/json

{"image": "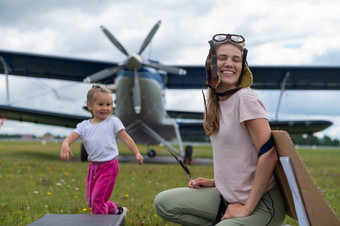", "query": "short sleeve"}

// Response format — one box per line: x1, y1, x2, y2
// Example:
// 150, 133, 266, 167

112, 116, 125, 134
239, 90, 267, 124
74, 120, 86, 137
